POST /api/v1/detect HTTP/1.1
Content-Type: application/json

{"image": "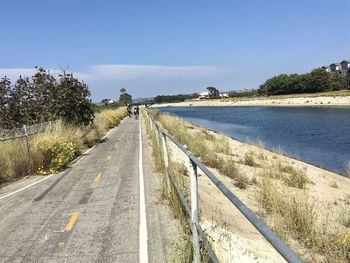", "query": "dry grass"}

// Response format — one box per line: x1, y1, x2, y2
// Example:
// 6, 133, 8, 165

282, 167, 308, 189
217, 159, 238, 179
244, 152, 258, 167
0, 108, 127, 183
340, 205, 350, 228
258, 177, 349, 262
0, 140, 34, 183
